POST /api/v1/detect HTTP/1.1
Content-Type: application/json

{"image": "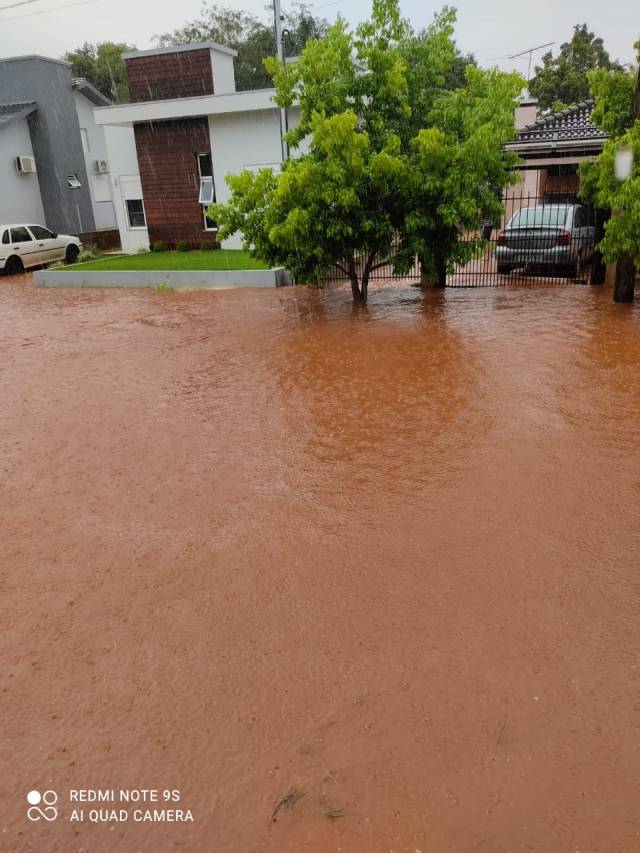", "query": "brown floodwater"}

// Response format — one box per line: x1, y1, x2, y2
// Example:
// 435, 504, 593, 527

1, 274, 639, 853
